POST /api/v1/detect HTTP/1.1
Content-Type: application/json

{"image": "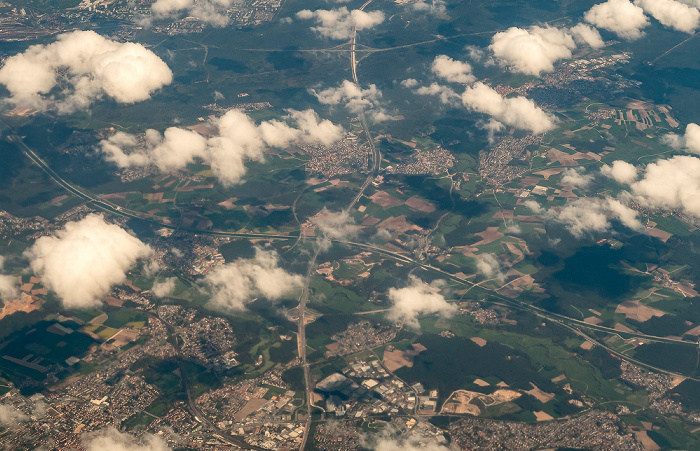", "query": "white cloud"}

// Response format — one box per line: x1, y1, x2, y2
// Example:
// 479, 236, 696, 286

99, 109, 343, 187
0, 256, 17, 302
296, 7, 385, 40
0, 275, 18, 302
431, 55, 475, 84
152, 277, 177, 298
600, 160, 639, 184
478, 118, 506, 144
25, 214, 152, 309
386, 276, 457, 328
584, 0, 649, 40
149, 0, 233, 26
82, 427, 170, 451
0, 31, 172, 113
561, 167, 594, 189
552, 197, 643, 237
635, 0, 700, 33
0, 405, 27, 424
414, 82, 461, 106
662, 122, 700, 154
401, 78, 419, 88
523, 199, 544, 214
475, 253, 506, 283
369, 434, 450, 451
311, 80, 388, 121
411, 0, 446, 15
461, 82, 556, 134
570, 23, 606, 48
206, 247, 303, 311
490, 26, 576, 76
311, 209, 359, 240
626, 155, 700, 217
